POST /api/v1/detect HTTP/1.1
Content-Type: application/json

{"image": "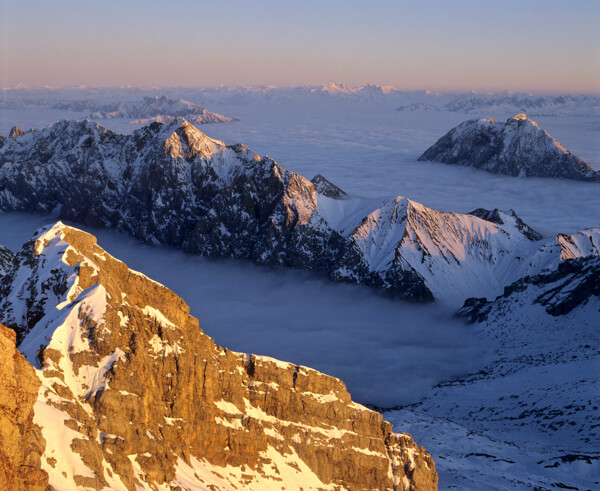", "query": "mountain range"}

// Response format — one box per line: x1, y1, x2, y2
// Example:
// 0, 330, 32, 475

52, 95, 237, 125
3, 86, 600, 117
1, 118, 599, 306
441, 93, 600, 117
